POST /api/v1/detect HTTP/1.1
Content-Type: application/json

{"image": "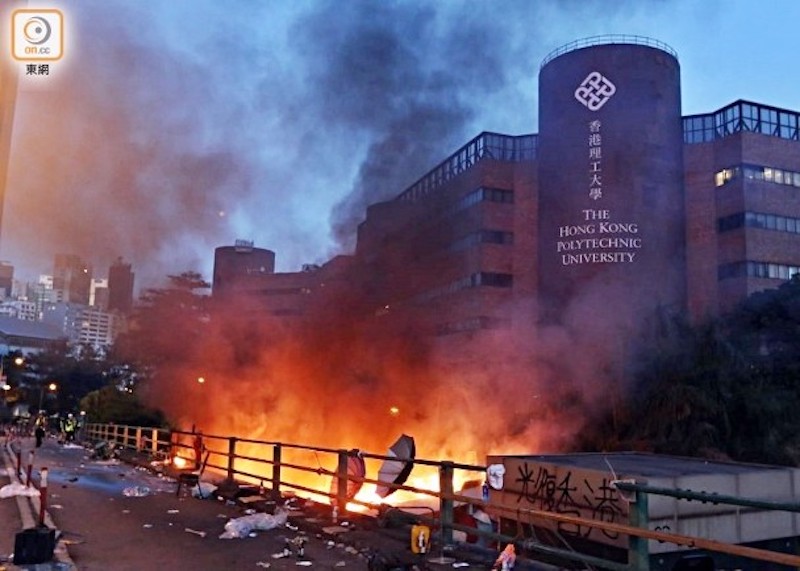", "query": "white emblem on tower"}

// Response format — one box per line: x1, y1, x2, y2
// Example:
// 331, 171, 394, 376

575, 72, 616, 111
